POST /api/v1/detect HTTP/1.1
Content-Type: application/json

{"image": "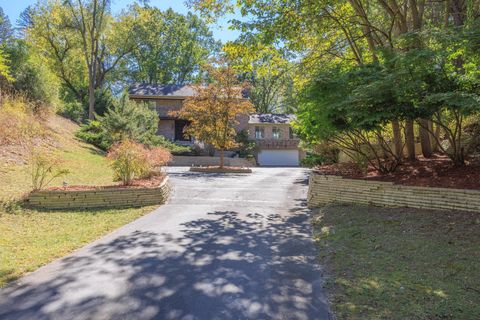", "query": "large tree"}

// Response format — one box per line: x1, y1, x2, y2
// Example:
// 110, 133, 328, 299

121, 5, 219, 85
190, 0, 480, 164
26, 0, 137, 118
